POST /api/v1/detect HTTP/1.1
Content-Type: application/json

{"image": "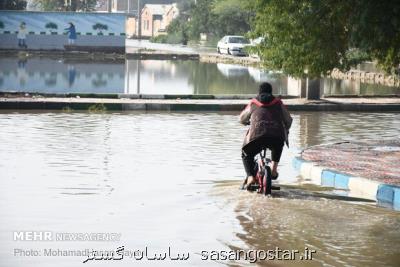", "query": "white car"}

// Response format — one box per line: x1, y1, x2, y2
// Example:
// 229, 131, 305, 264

217, 35, 250, 56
